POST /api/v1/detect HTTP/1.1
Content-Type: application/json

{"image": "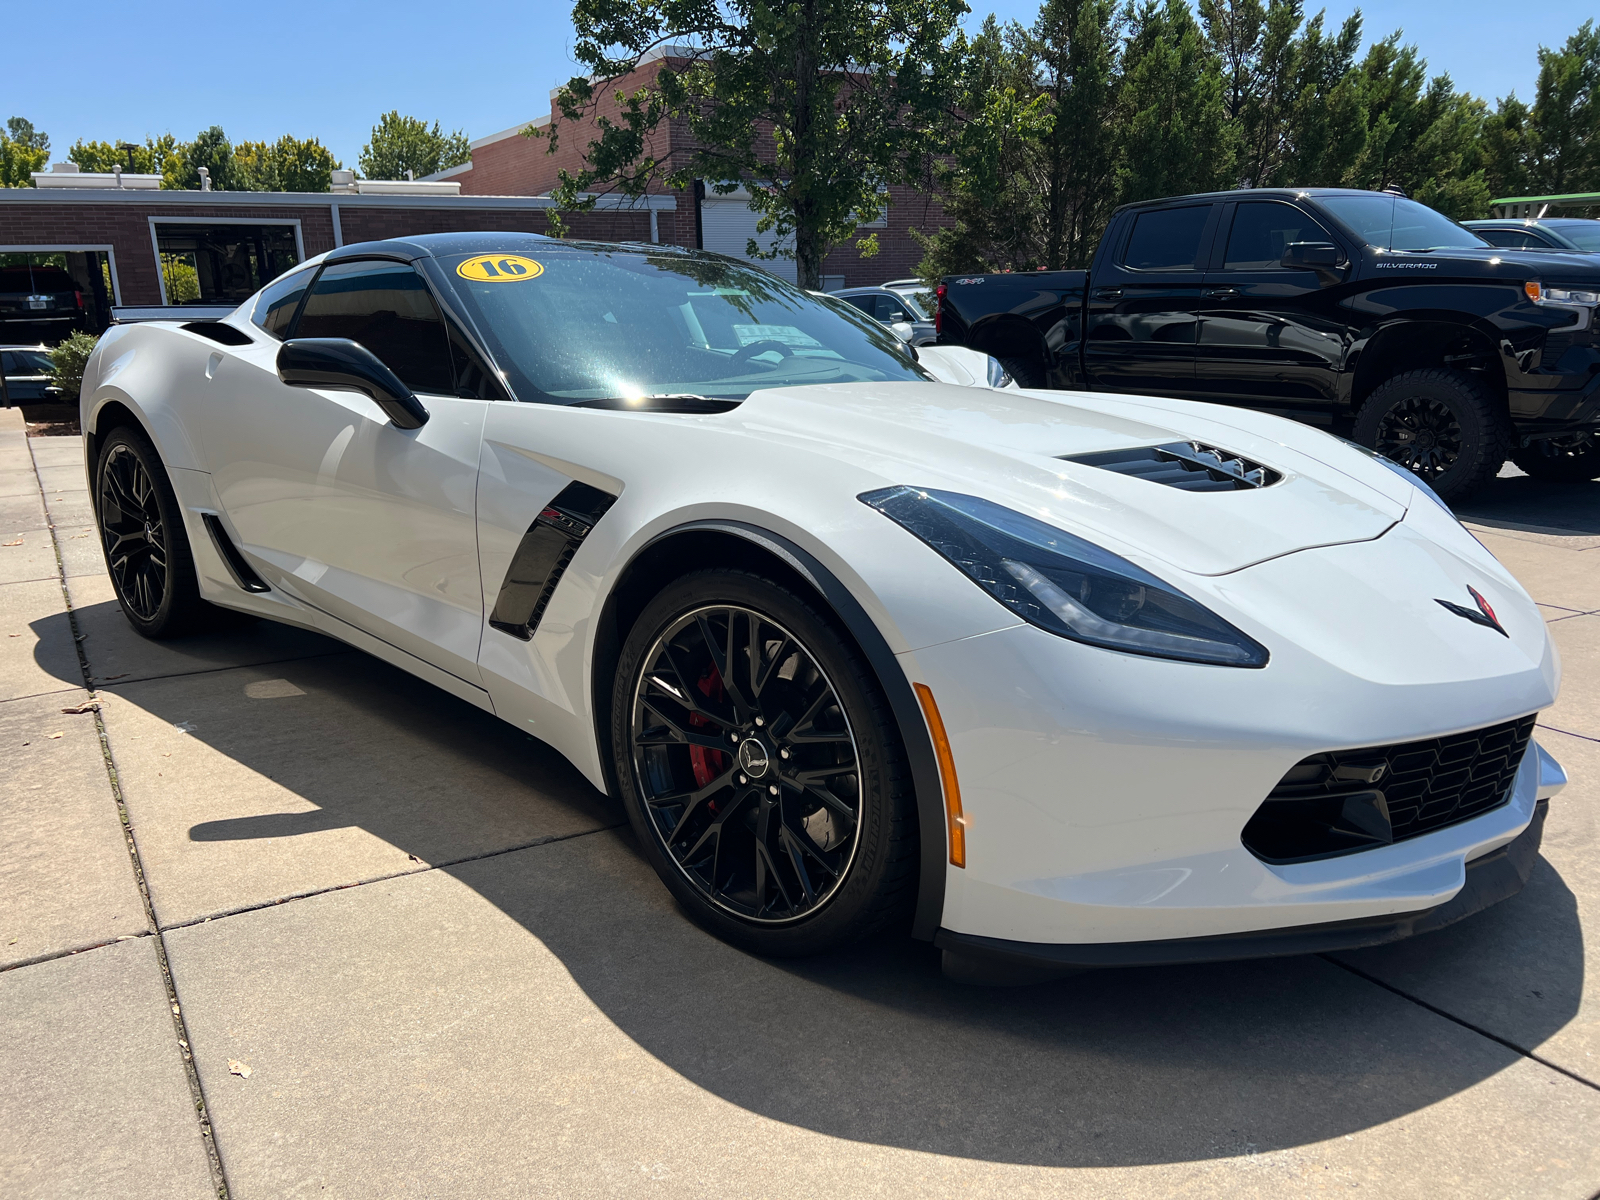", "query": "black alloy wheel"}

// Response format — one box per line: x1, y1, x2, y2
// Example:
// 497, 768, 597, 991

95, 425, 211, 638
1353, 368, 1509, 503
98, 442, 169, 622
613, 570, 916, 955
1512, 431, 1600, 482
